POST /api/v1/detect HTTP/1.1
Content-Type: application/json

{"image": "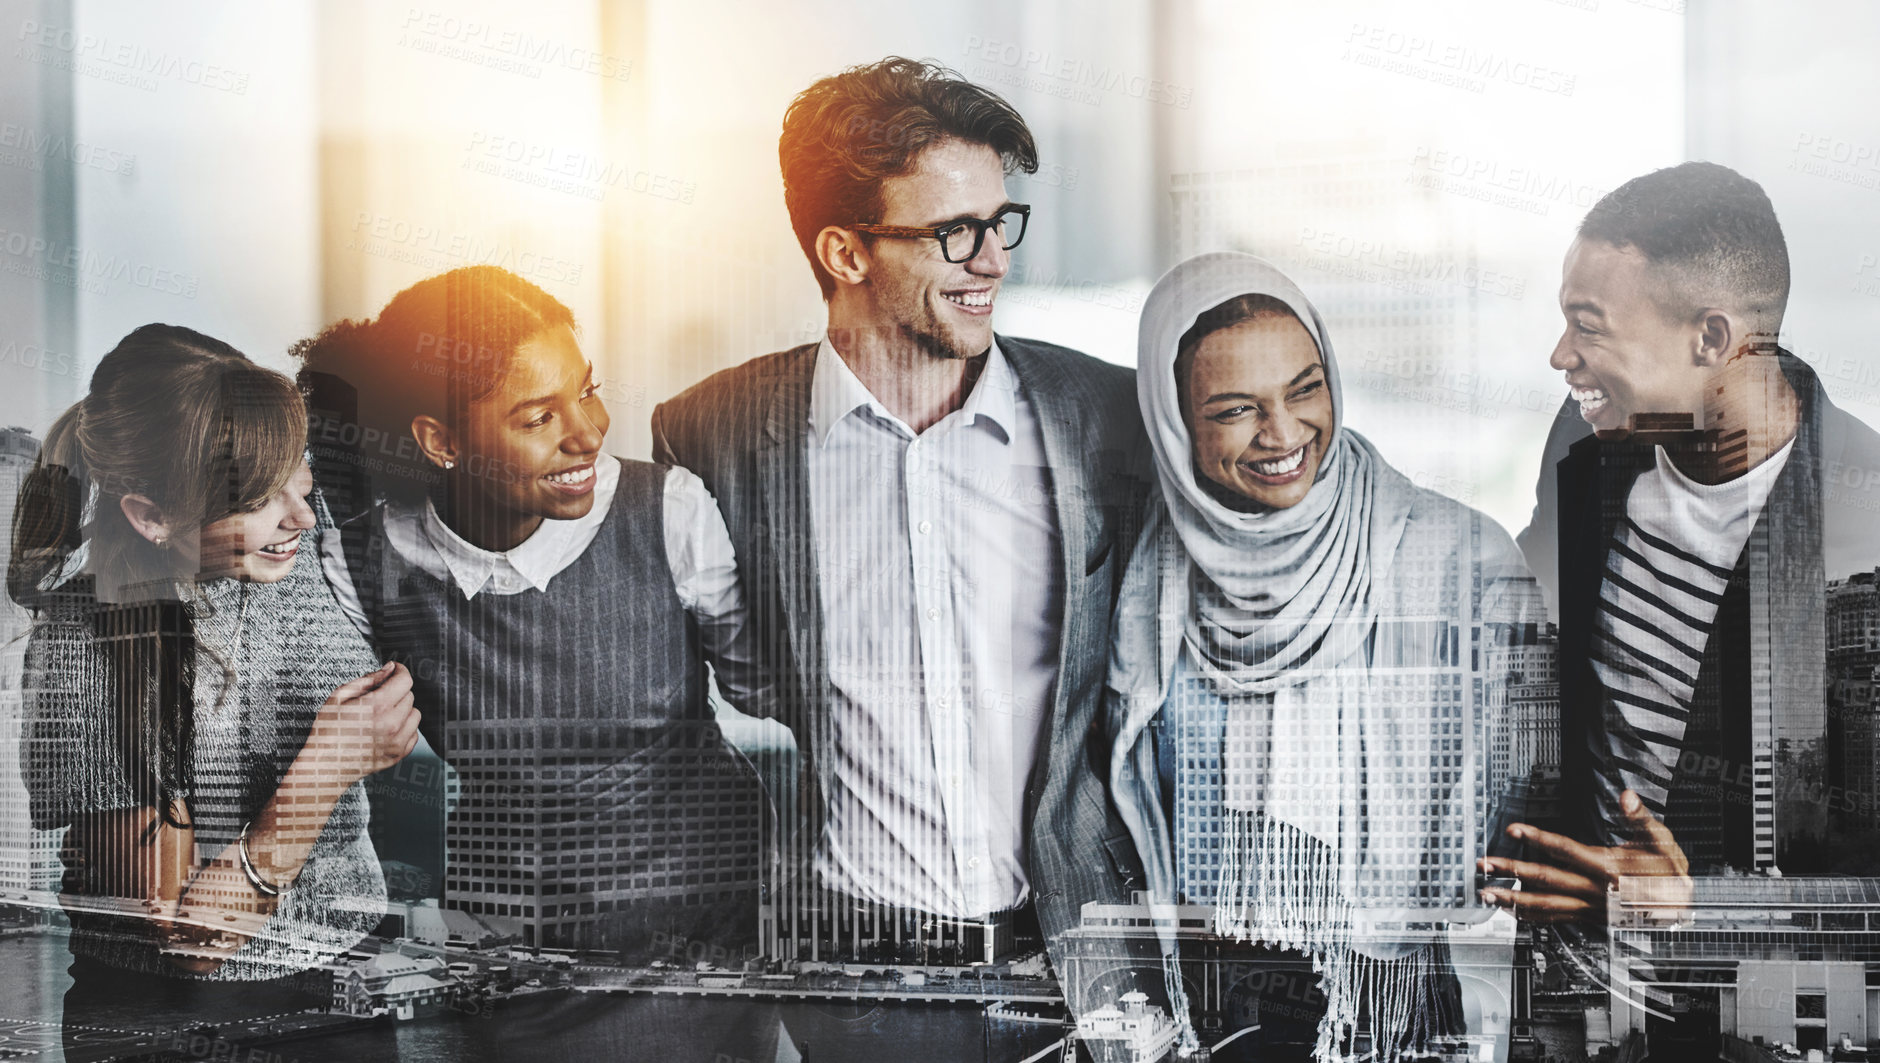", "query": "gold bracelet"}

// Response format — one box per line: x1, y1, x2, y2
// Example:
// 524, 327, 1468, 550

237, 820, 284, 897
